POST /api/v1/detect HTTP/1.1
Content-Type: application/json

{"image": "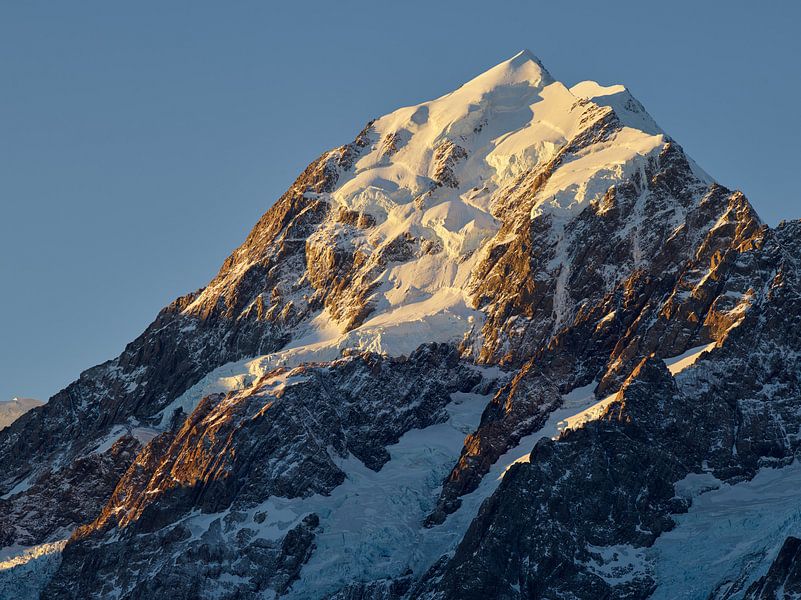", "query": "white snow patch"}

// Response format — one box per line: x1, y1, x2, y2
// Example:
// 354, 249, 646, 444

131, 427, 159, 445
672, 472, 722, 500
160, 286, 483, 426
531, 126, 665, 224
498, 381, 600, 476
0, 539, 67, 600
90, 425, 162, 454
570, 80, 662, 137
663, 342, 717, 375
92, 425, 127, 454
0, 476, 34, 500
213, 389, 496, 599
595, 310, 617, 329
555, 390, 619, 435
157, 355, 277, 427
